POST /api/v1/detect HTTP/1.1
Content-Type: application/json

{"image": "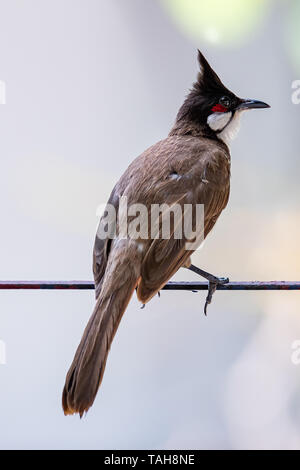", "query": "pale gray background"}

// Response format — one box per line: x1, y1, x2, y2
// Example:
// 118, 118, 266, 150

0, 0, 300, 449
